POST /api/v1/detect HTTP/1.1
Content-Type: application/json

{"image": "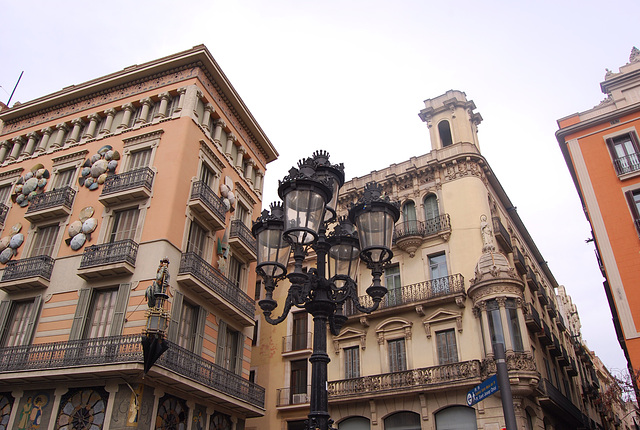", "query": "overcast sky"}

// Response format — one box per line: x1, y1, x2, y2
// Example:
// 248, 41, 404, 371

2, 0, 639, 375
